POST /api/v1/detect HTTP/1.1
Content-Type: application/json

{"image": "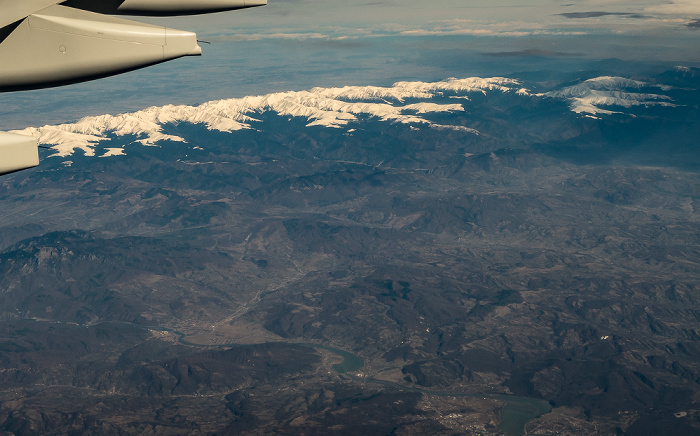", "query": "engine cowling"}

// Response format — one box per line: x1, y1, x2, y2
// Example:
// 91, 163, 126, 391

0, 5, 201, 91
61, 0, 267, 16
0, 132, 39, 176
